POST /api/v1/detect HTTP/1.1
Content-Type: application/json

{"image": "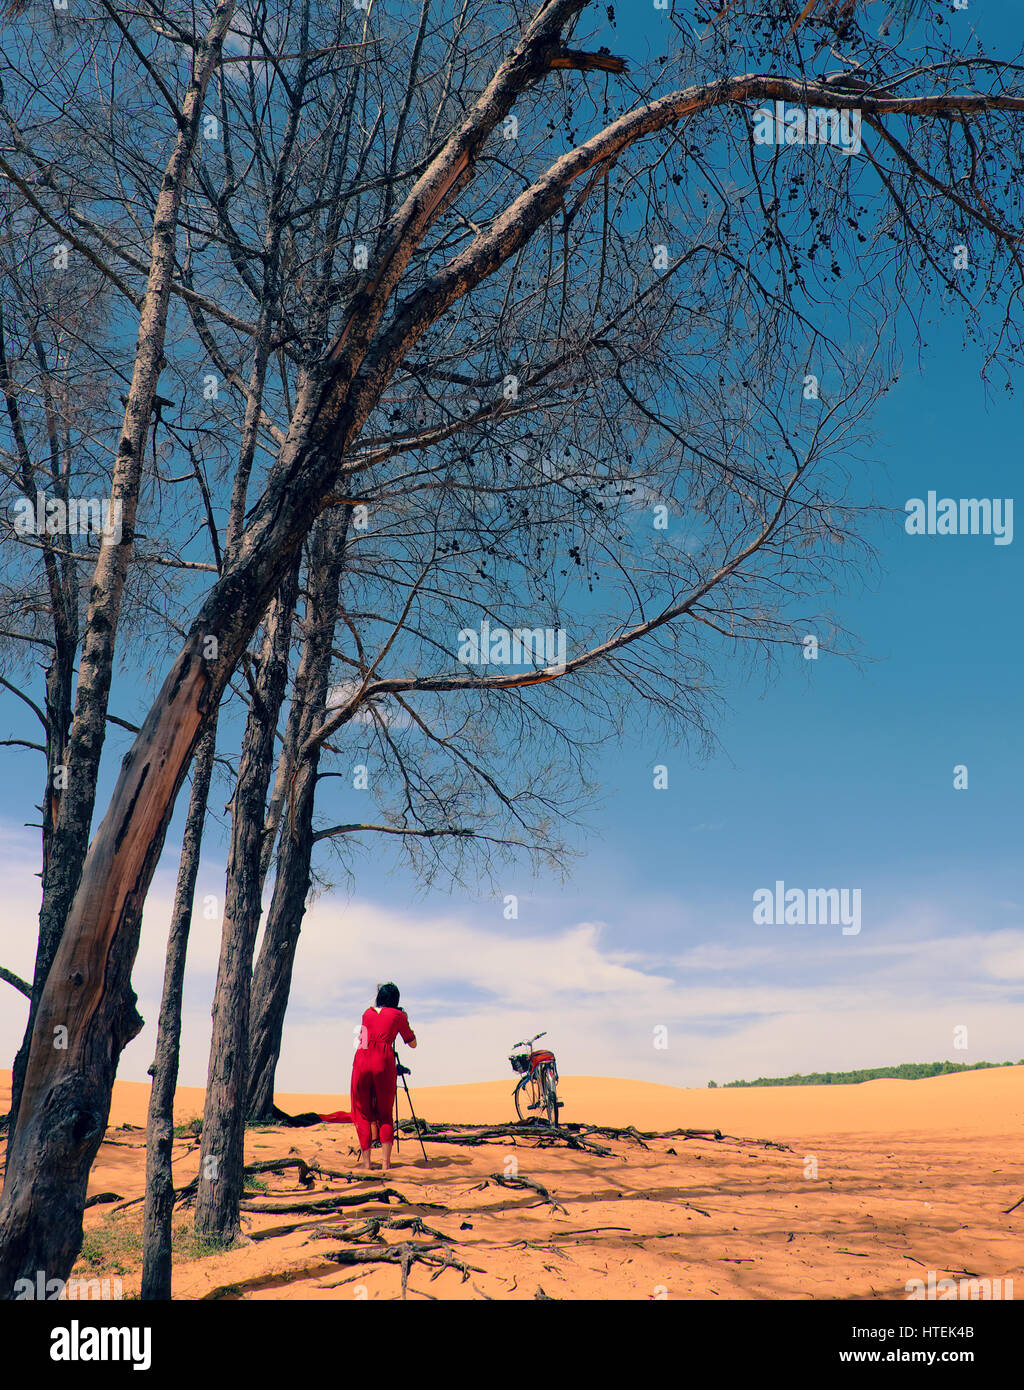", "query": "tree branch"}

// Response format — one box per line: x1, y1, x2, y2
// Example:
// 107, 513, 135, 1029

0, 965, 31, 999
